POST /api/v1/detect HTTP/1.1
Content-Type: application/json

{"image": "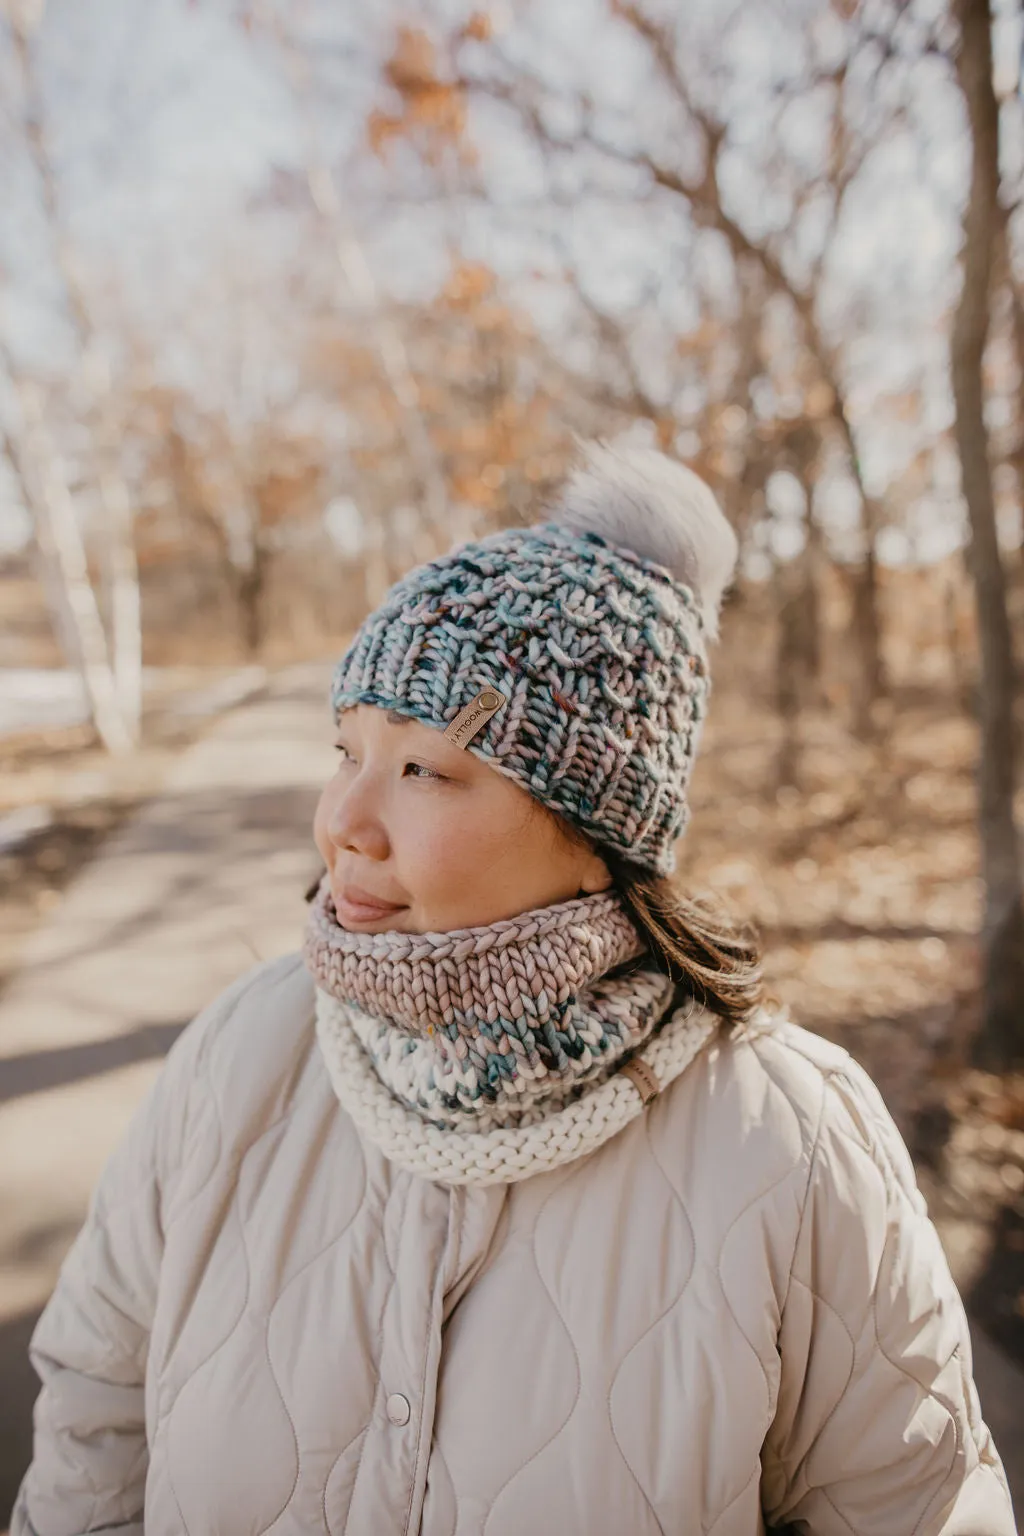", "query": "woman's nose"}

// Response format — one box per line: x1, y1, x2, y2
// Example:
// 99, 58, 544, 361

327, 779, 390, 862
